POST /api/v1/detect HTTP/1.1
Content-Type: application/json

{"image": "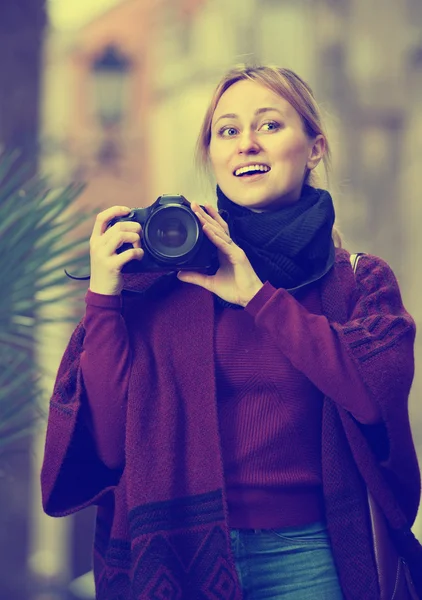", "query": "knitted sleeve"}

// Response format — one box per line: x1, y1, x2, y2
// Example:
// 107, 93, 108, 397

245, 254, 415, 426
80, 290, 131, 469
330, 255, 419, 517
40, 291, 130, 516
